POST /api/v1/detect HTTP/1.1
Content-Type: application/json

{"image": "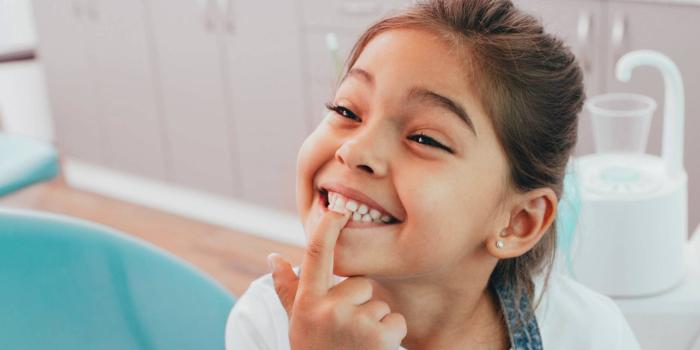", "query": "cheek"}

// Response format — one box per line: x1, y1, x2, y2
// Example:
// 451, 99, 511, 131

295, 125, 335, 218
397, 174, 485, 263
